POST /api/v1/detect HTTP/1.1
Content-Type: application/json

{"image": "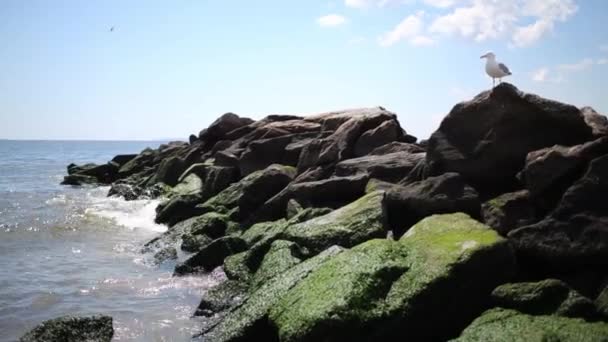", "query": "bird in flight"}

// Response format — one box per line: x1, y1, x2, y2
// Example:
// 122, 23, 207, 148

480, 52, 512, 88
110, 26, 115, 32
